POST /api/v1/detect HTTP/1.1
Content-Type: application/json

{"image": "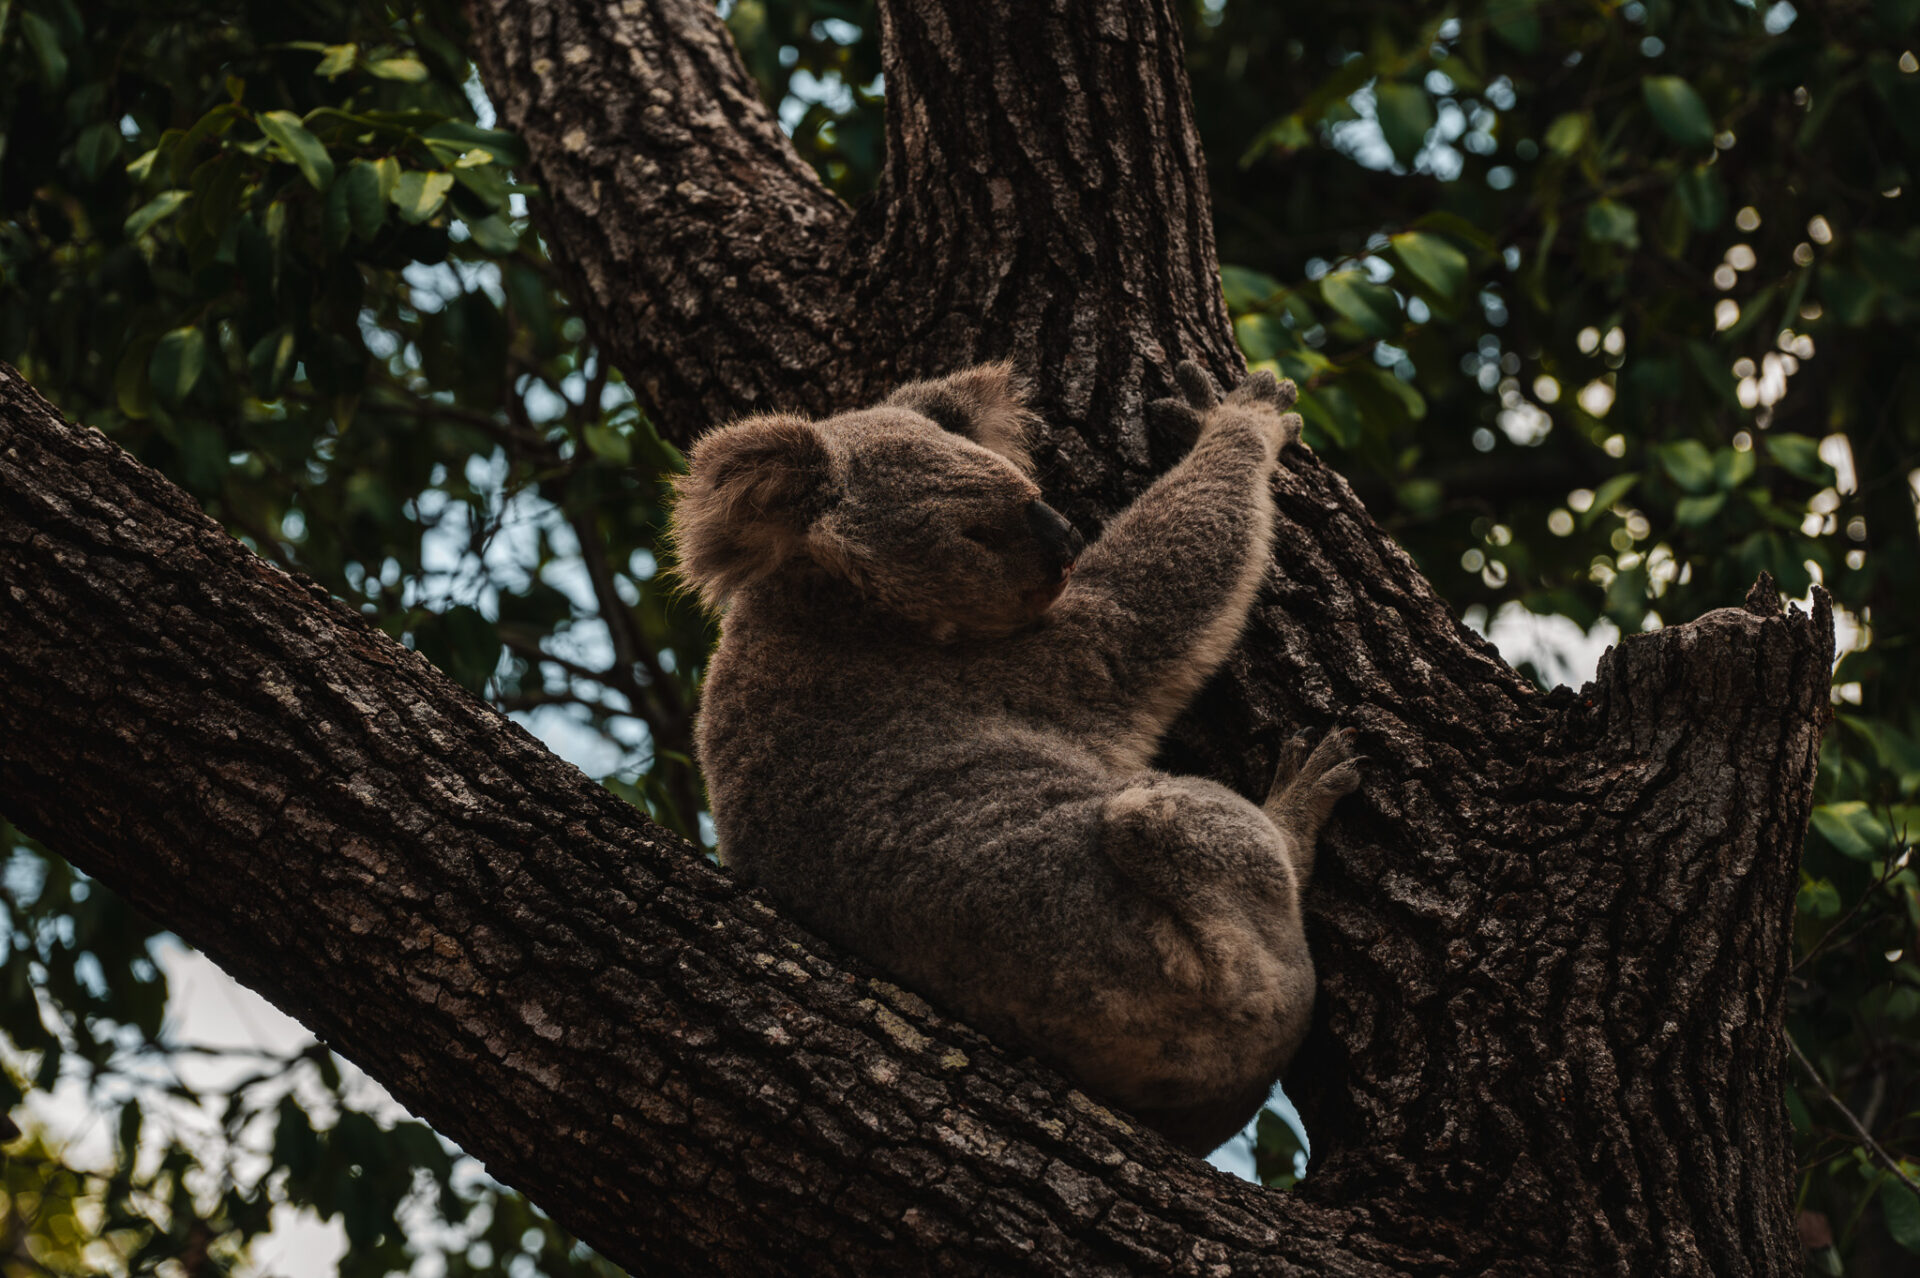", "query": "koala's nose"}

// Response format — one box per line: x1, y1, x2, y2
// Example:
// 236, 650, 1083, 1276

1027, 500, 1084, 570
